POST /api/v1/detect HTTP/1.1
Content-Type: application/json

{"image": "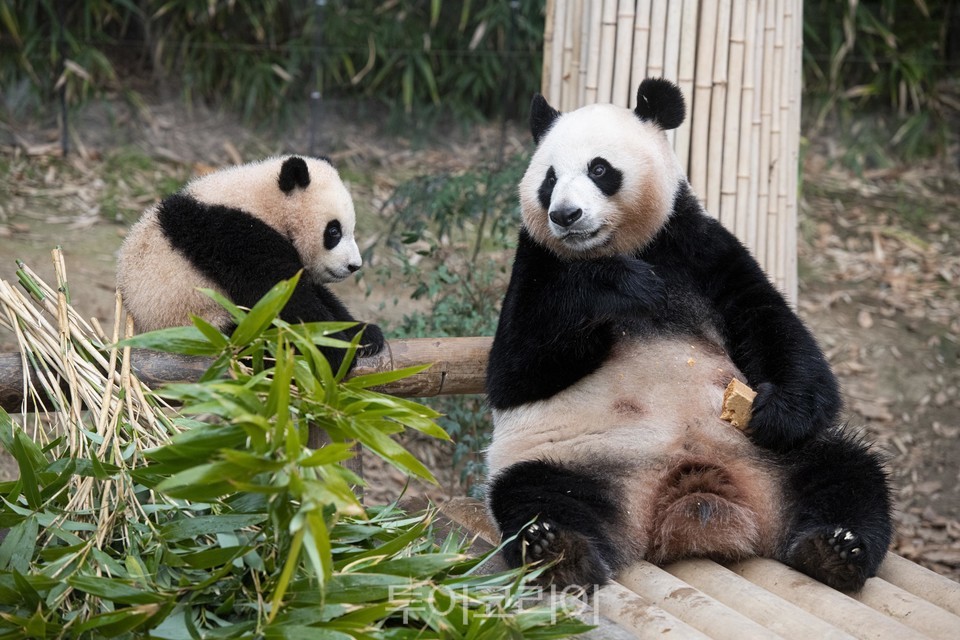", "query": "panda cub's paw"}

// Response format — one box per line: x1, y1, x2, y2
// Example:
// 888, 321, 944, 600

789, 526, 872, 592
355, 323, 385, 357
519, 519, 611, 590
